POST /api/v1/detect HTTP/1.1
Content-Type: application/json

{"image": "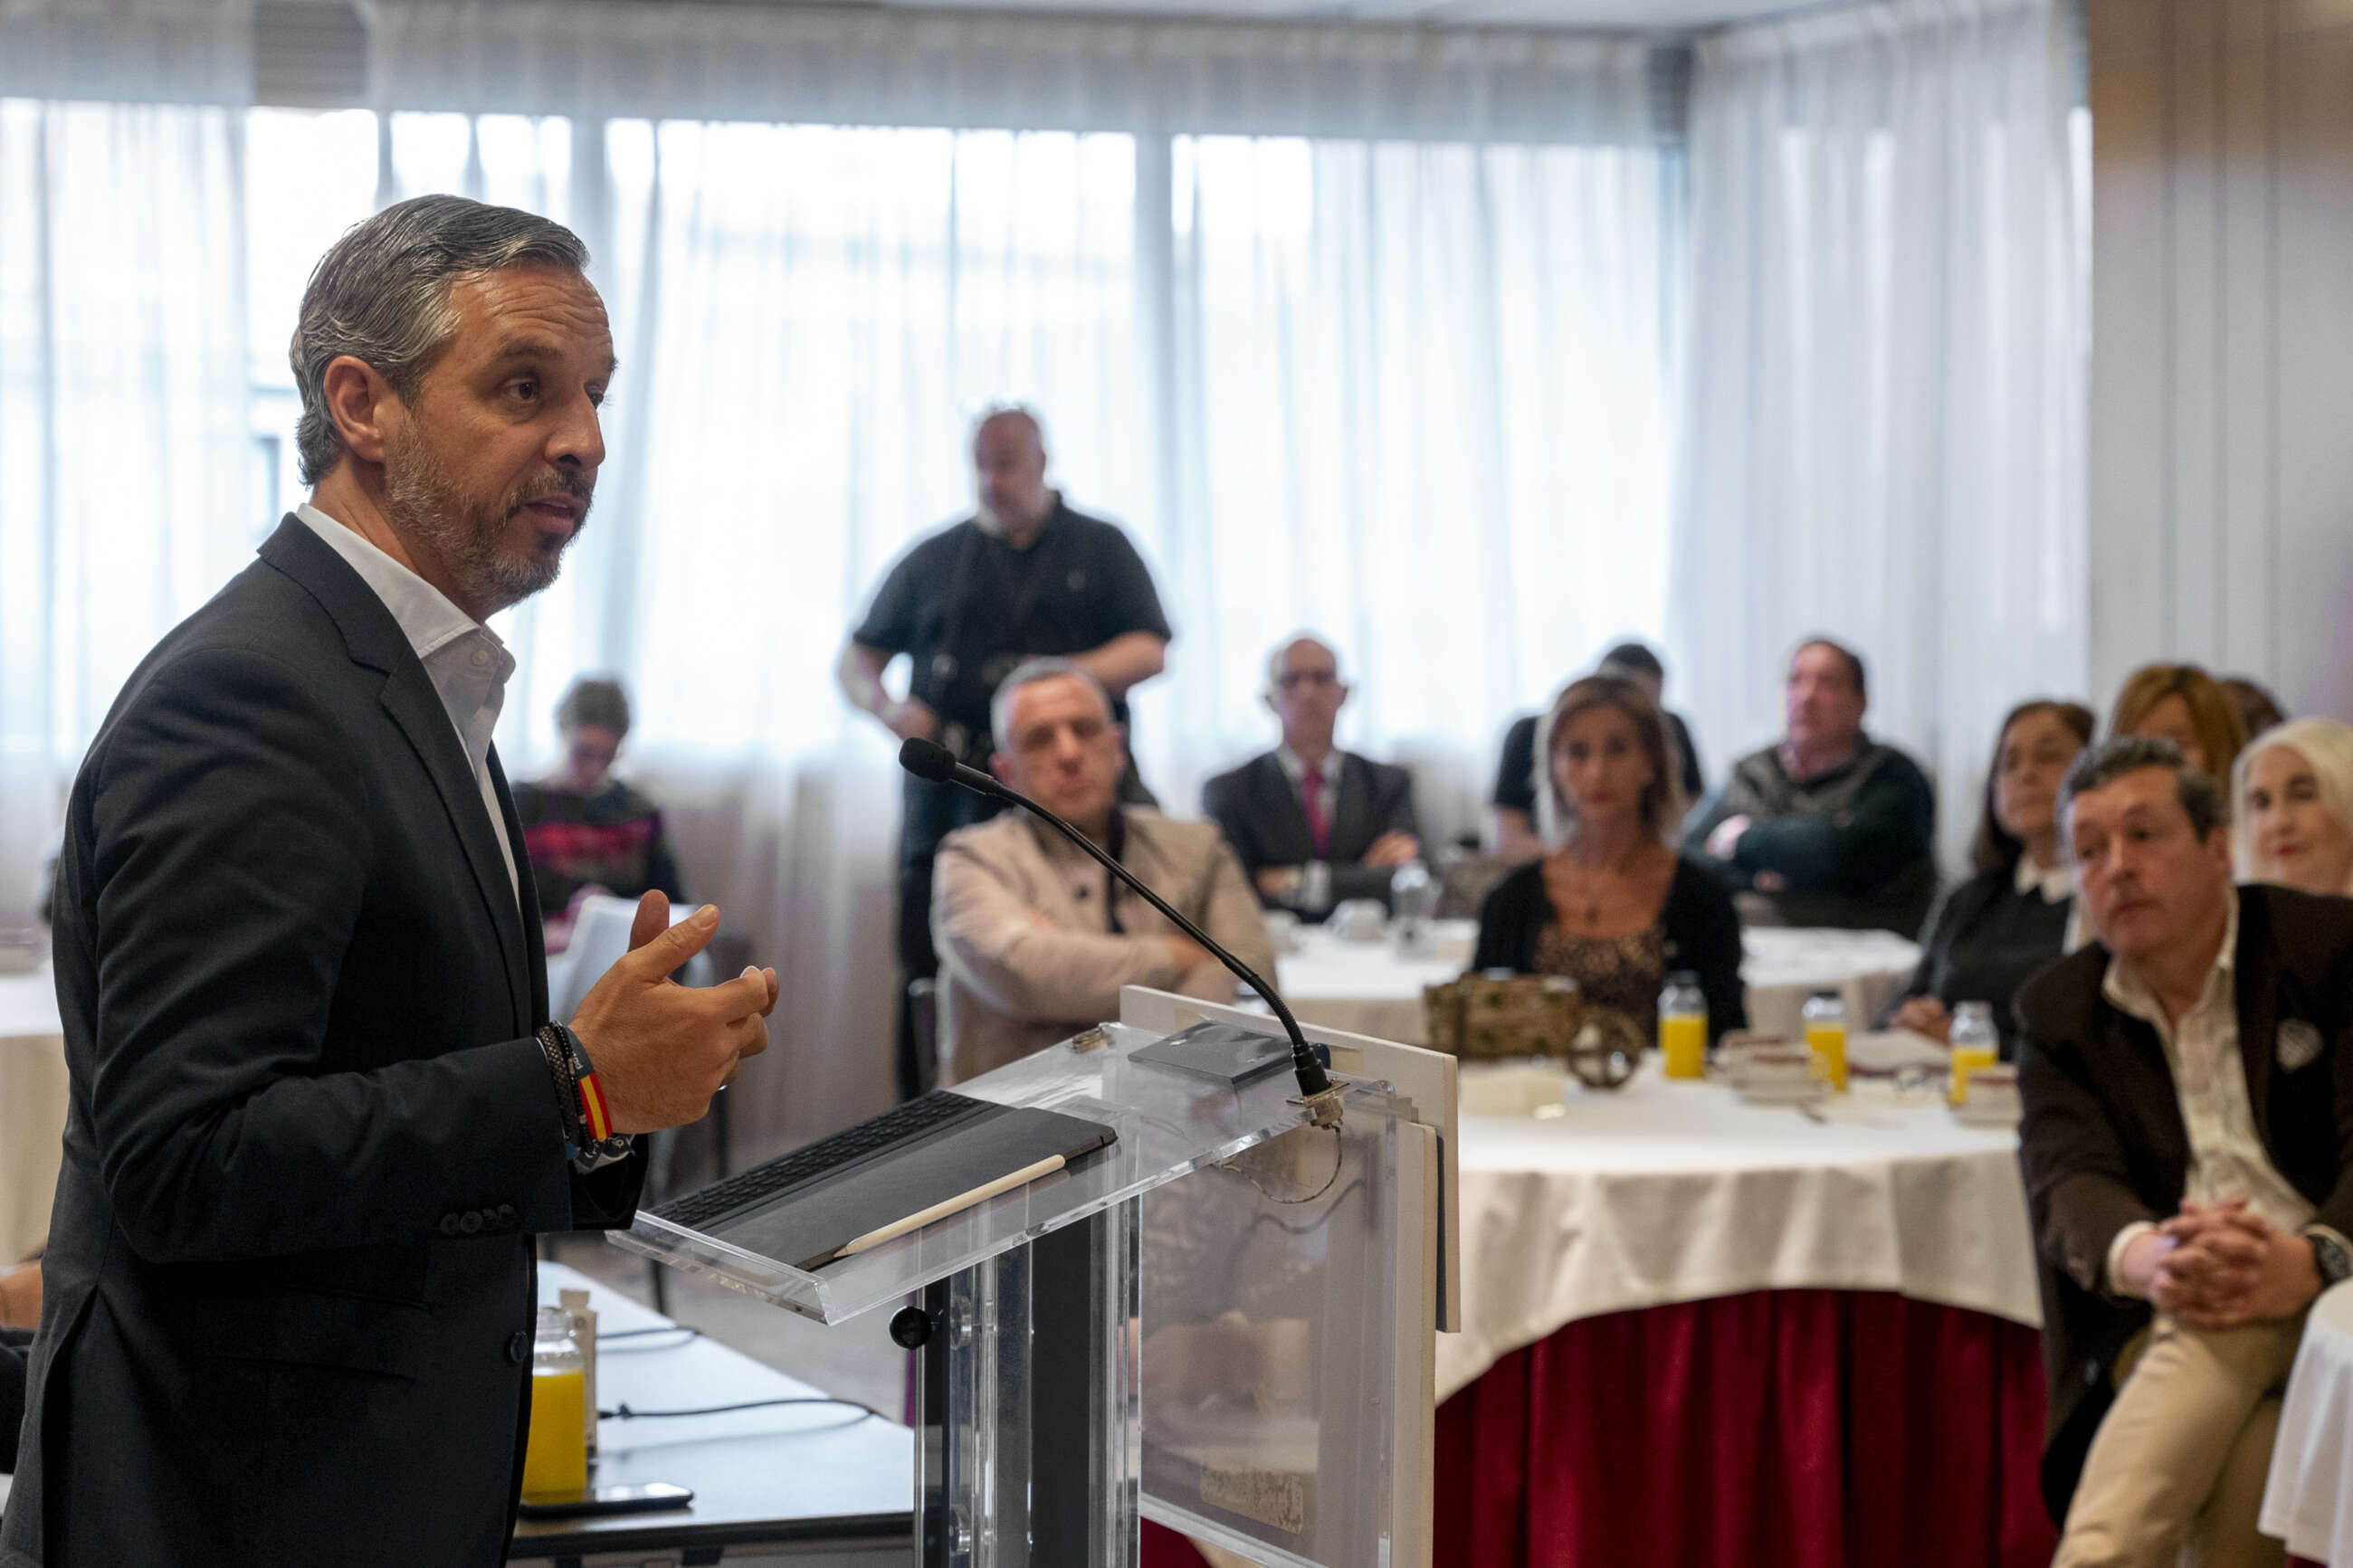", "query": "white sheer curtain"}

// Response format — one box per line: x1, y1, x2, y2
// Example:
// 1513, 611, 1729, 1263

0, 94, 252, 907
1669, 0, 2088, 869
1150, 131, 1673, 832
